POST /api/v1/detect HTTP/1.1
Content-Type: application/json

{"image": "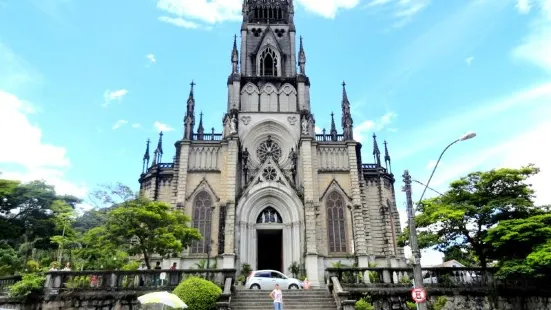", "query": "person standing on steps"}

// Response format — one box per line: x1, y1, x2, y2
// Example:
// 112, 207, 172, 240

269, 283, 284, 310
